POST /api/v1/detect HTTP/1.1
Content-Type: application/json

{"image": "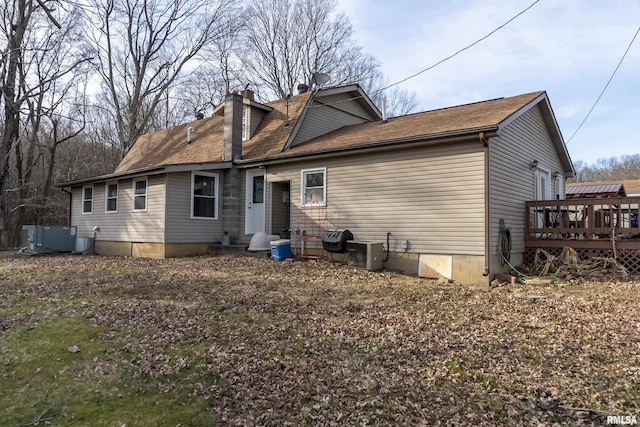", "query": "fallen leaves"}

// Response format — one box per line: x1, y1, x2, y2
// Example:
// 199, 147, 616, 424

1, 253, 639, 425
